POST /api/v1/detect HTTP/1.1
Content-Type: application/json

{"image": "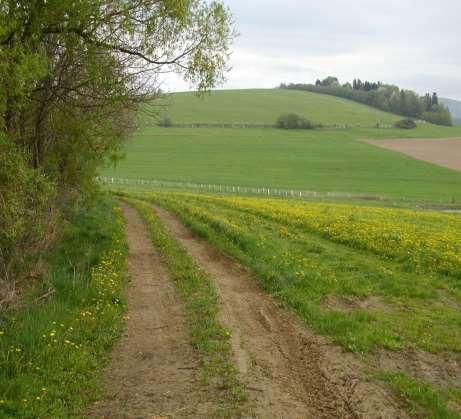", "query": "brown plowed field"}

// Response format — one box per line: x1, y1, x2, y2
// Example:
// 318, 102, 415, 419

369, 138, 461, 172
